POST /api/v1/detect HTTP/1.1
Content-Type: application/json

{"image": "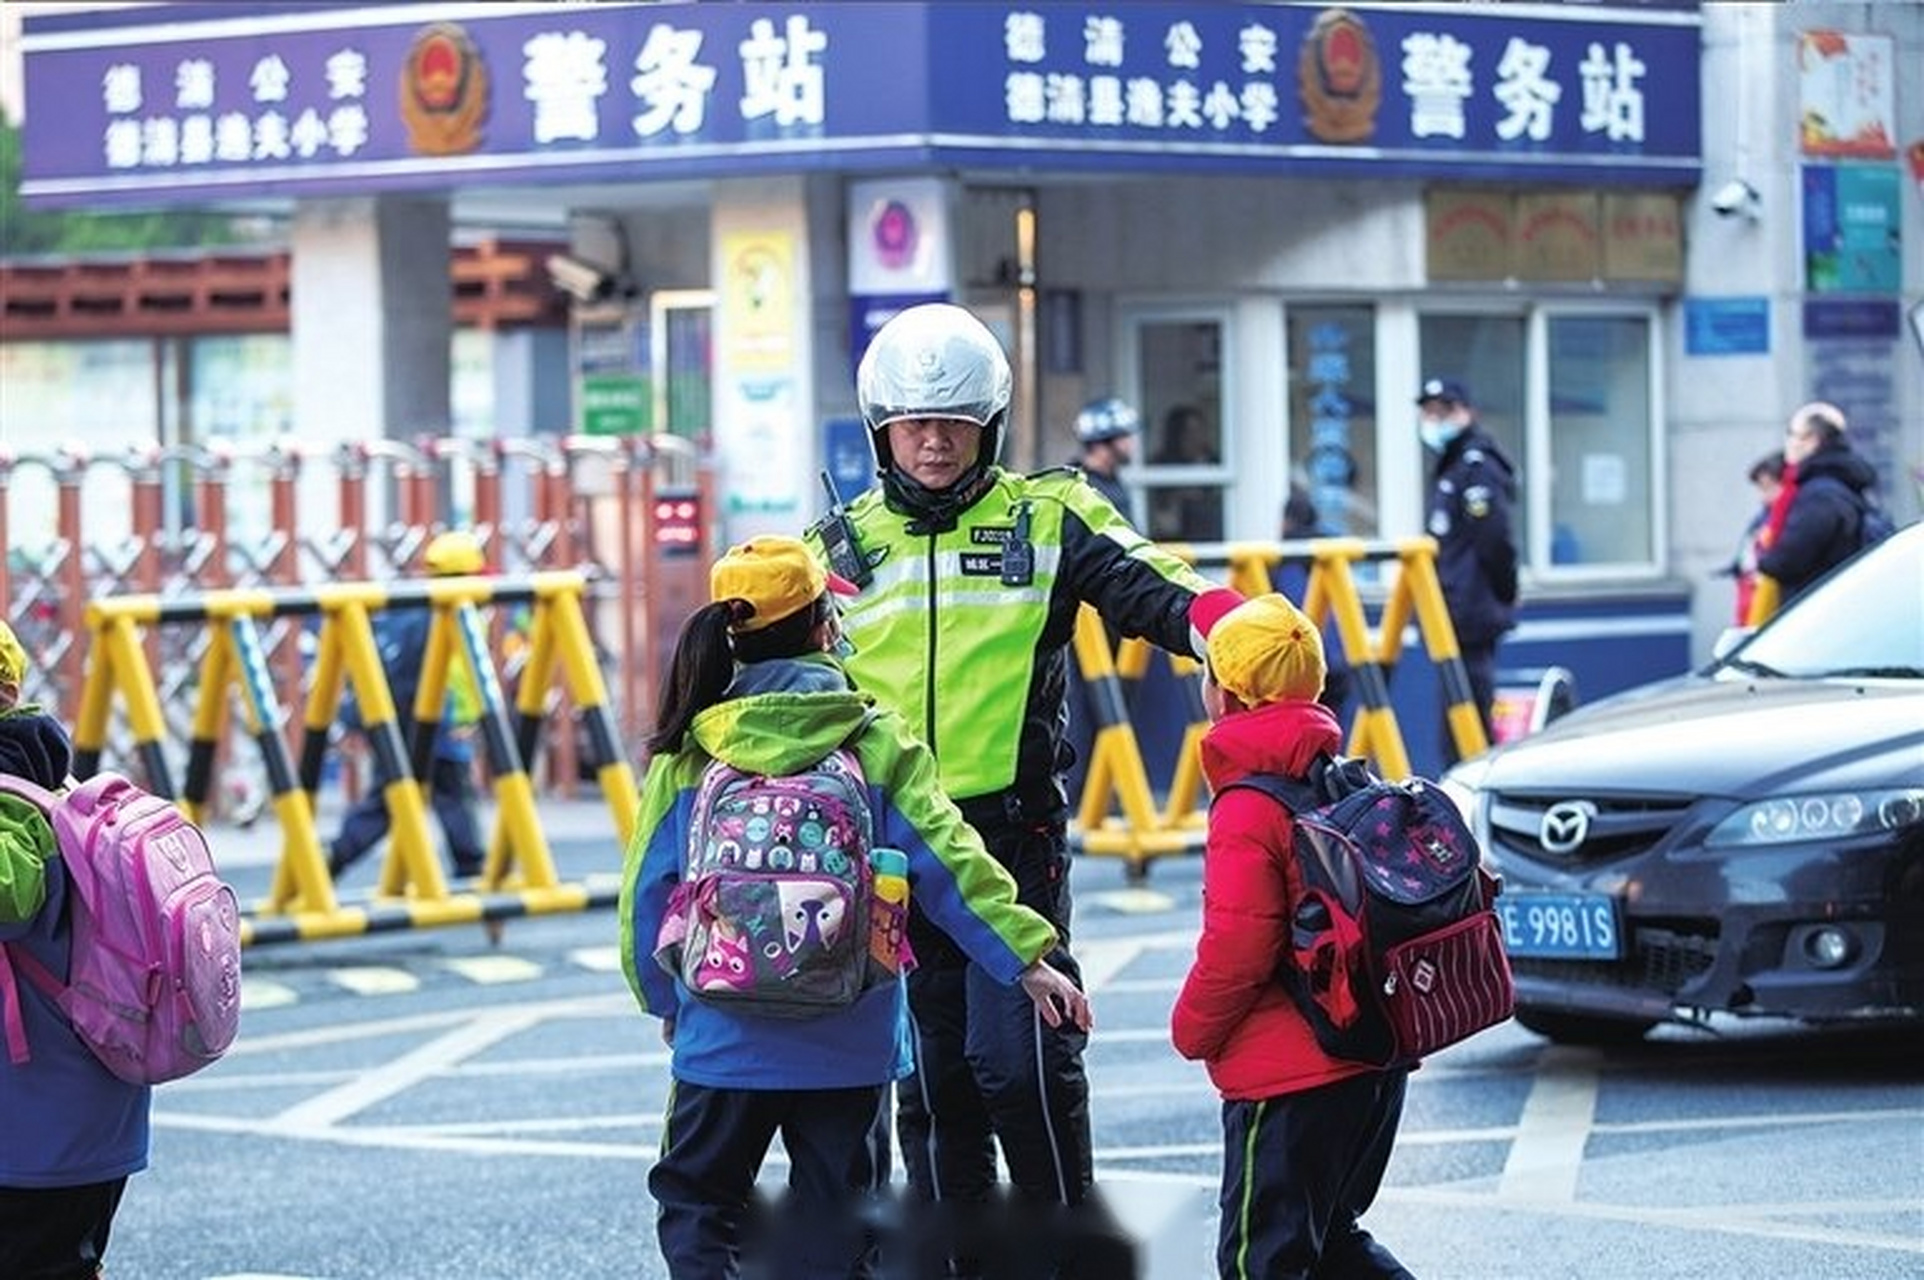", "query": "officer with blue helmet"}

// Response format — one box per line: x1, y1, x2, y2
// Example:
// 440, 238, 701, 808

1071, 396, 1140, 525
